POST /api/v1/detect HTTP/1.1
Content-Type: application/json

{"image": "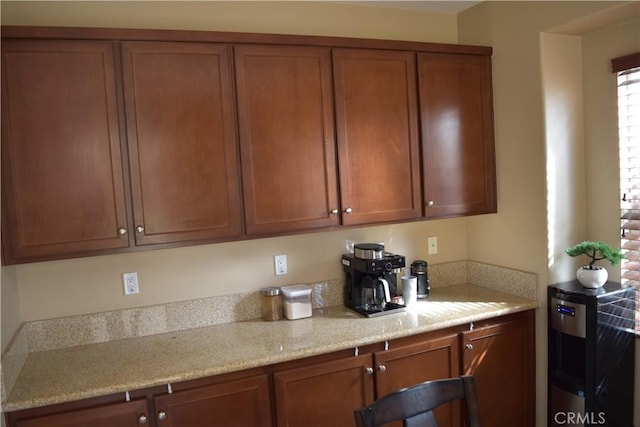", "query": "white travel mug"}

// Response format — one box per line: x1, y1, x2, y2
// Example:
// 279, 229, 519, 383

401, 275, 418, 307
